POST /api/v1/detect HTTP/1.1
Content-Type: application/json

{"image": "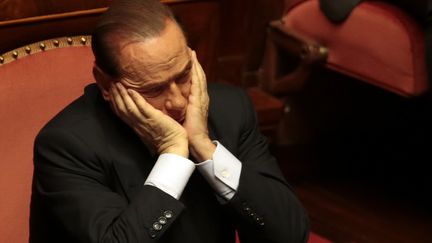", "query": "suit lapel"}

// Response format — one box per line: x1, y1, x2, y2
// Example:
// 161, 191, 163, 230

85, 84, 155, 202
103, 118, 155, 202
